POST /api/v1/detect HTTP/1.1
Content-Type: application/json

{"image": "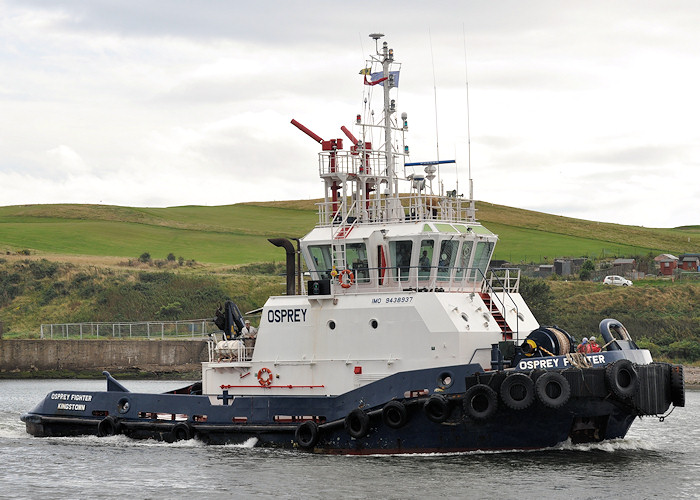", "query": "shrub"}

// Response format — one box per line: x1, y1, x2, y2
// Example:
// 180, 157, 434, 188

138, 252, 151, 263
167, 253, 176, 261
